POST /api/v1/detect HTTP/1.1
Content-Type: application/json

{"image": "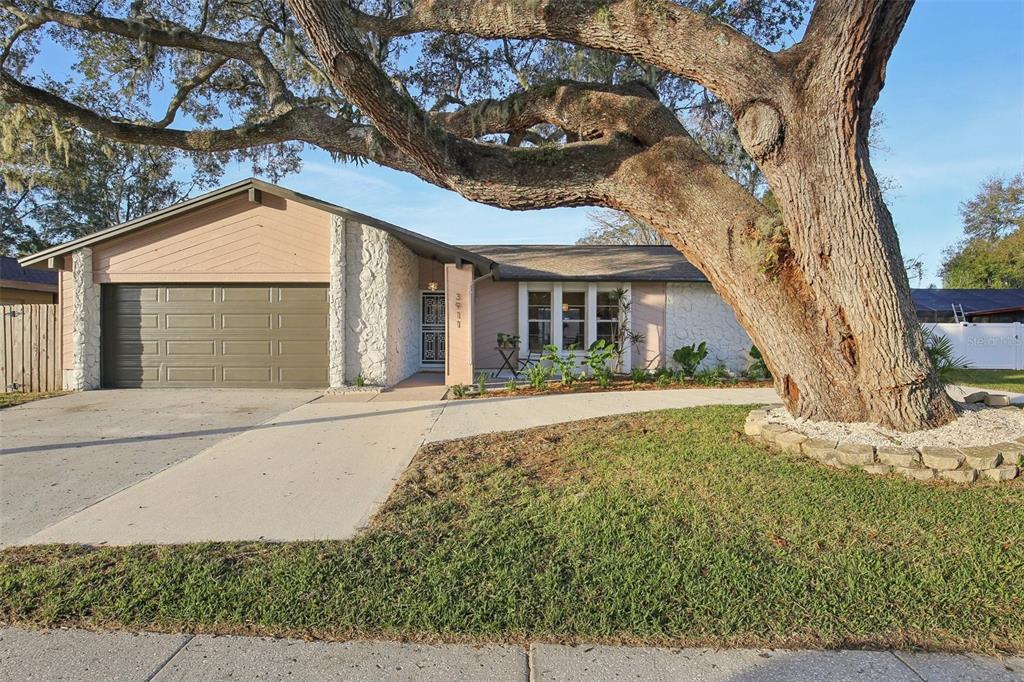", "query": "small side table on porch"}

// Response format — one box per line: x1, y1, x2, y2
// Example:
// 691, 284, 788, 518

495, 346, 519, 378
